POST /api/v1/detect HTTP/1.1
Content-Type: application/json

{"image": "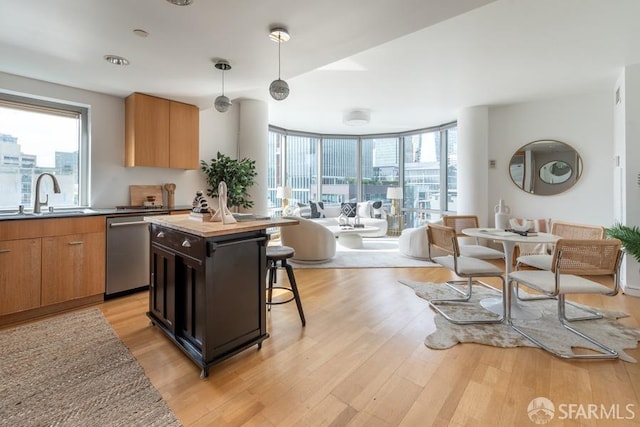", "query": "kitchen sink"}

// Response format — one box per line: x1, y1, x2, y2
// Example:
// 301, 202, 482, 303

0, 208, 99, 219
